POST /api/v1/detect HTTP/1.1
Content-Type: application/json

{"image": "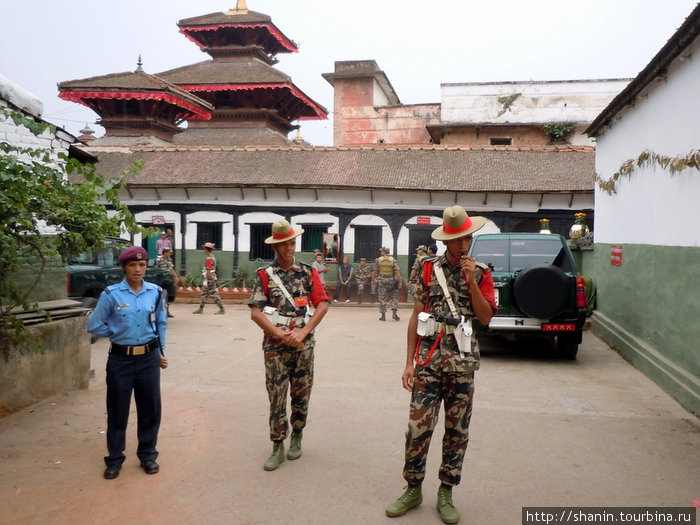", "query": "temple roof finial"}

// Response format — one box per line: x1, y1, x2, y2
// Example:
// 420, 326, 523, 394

136, 54, 143, 72
227, 0, 248, 14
